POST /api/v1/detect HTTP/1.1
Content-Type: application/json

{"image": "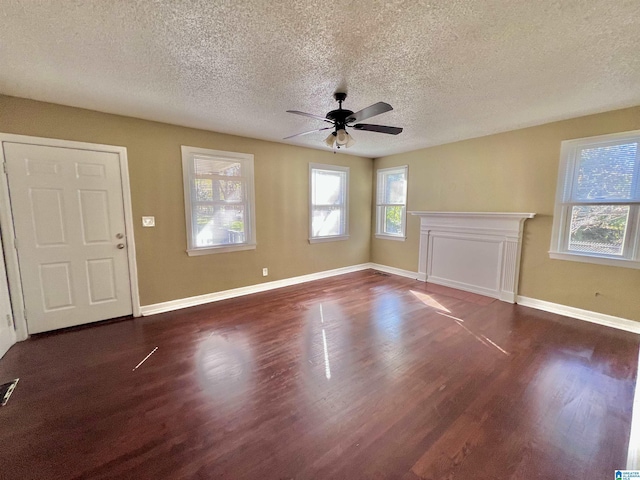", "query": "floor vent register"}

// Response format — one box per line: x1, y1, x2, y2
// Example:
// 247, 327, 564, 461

0, 378, 19, 406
